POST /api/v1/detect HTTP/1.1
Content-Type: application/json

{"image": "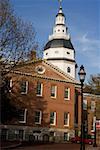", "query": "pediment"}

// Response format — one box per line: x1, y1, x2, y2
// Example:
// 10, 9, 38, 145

12, 59, 79, 84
